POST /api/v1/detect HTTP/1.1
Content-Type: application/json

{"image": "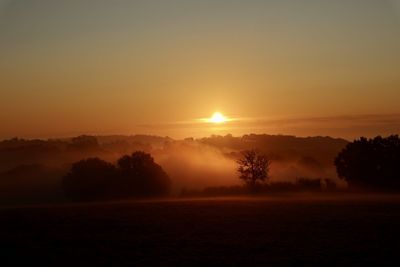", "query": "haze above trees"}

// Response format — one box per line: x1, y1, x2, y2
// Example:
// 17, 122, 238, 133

1, 133, 399, 205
